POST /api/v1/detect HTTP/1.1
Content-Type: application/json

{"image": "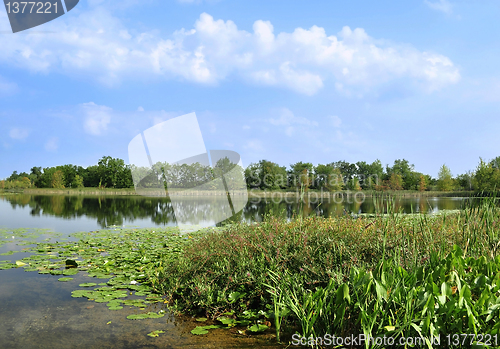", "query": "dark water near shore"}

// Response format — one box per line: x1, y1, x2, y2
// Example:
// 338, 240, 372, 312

0, 193, 466, 348
0, 194, 466, 231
